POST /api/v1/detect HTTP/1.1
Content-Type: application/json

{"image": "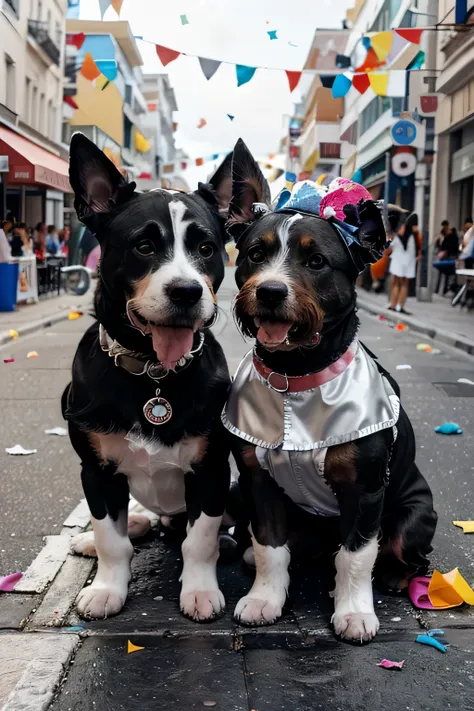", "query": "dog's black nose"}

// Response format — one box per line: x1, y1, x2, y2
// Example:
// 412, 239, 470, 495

256, 281, 288, 305
168, 281, 203, 307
